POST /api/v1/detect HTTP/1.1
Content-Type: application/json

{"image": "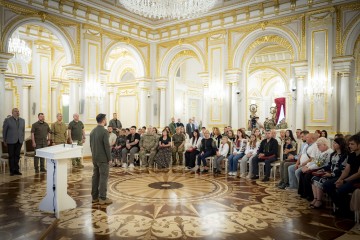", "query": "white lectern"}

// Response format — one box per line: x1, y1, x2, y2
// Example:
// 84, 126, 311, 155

36, 144, 83, 218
